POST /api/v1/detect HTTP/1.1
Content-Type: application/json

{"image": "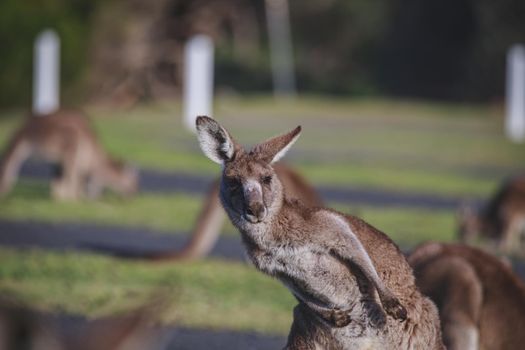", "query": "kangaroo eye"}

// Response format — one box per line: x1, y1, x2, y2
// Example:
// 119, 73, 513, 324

262, 175, 272, 185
